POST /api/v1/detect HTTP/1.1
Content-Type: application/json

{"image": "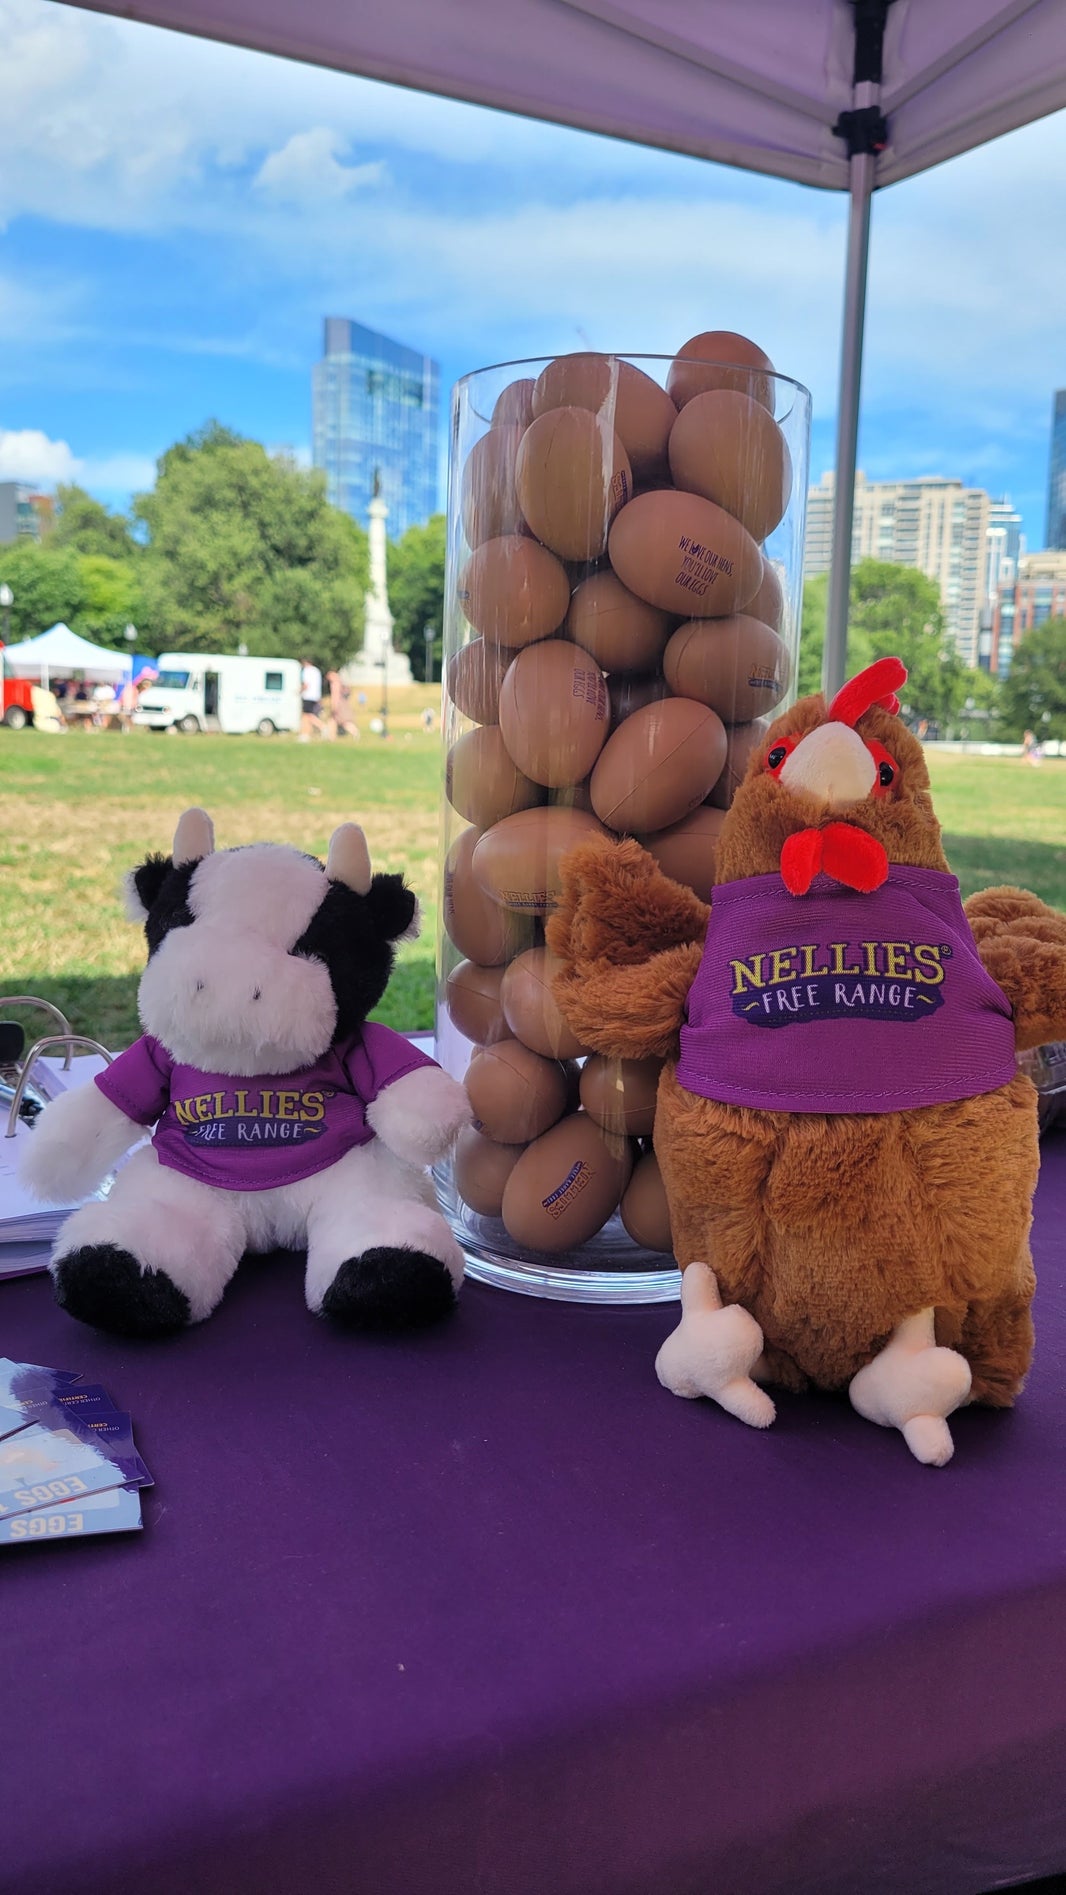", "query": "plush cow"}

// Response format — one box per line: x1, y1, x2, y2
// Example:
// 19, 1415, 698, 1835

21, 807, 471, 1338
